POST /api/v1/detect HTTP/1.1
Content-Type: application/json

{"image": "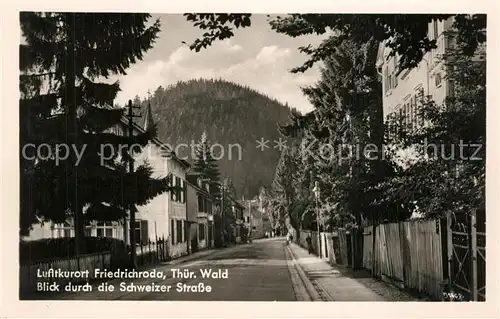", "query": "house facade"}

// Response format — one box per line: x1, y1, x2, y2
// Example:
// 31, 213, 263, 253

376, 17, 459, 218
243, 199, 264, 239
377, 18, 455, 121
22, 102, 191, 259
230, 199, 245, 243
186, 173, 215, 252
376, 17, 456, 169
